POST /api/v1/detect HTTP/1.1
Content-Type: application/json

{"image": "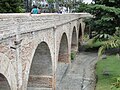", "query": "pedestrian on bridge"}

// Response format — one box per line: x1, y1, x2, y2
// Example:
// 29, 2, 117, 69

31, 5, 39, 14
